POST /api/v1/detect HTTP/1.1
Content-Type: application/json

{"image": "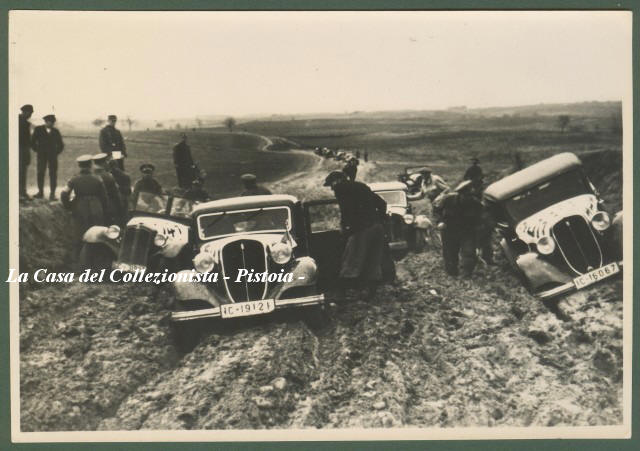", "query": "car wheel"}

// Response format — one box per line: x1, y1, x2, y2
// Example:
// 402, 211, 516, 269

499, 239, 531, 289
